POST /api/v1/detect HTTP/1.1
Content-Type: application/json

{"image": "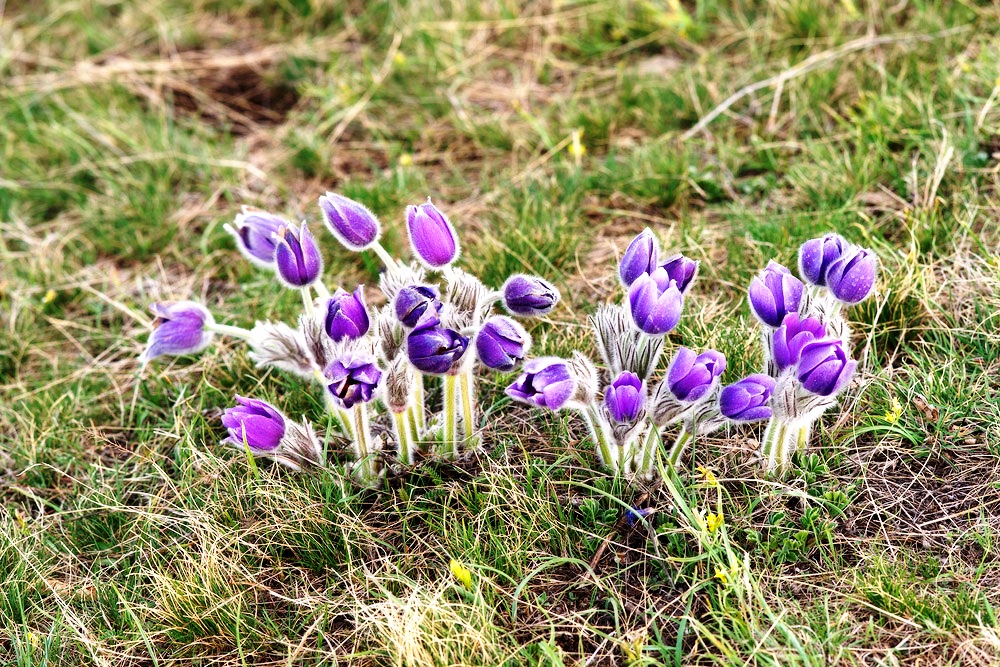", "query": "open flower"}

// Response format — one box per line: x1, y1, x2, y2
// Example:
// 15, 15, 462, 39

719, 375, 776, 422
772, 313, 826, 371
605, 371, 645, 423
825, 246, 878, 304
225, 208, 288, 268
140, 301, 214, 363
796, 338, 857, 396
326, 353, 383, 408
394, 284, 441, 328
475, 316, 530, 371
628, 268, 683, 335
406, 324, 469, 374
502, 274, 560, 316
221, 395, 285, 451
666, 347, 727, 403
319, 192, 380, 251
798, 233, 847, 286
506, 357, 575, 410
619, 228, 658, 286
748, 261, 803, 328
324, 287, 370, 342
407, 199, 459, 268
275, 222, 323, 287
